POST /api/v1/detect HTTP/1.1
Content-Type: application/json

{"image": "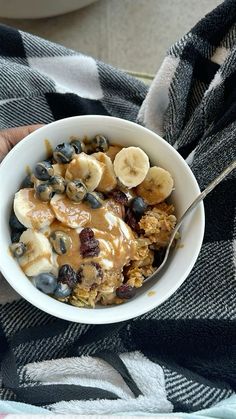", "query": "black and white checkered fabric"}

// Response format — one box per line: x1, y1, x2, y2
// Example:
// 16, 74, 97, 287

0, 0, 236, 414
